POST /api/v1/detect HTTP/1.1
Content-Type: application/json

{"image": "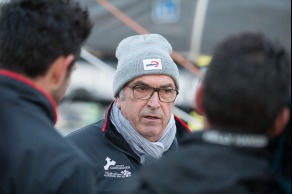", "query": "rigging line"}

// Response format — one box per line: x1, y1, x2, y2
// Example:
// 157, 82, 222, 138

95, 0, 202, 78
